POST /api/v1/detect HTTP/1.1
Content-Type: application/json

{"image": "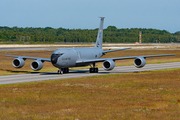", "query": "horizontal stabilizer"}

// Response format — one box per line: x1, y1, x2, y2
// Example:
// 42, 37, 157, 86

103, 47, 131, 53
